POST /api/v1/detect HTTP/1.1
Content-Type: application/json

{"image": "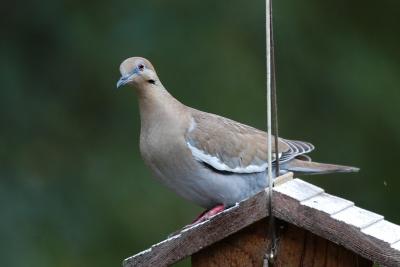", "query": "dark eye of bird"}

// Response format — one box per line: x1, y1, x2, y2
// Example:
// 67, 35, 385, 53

138, 64, 145, 71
